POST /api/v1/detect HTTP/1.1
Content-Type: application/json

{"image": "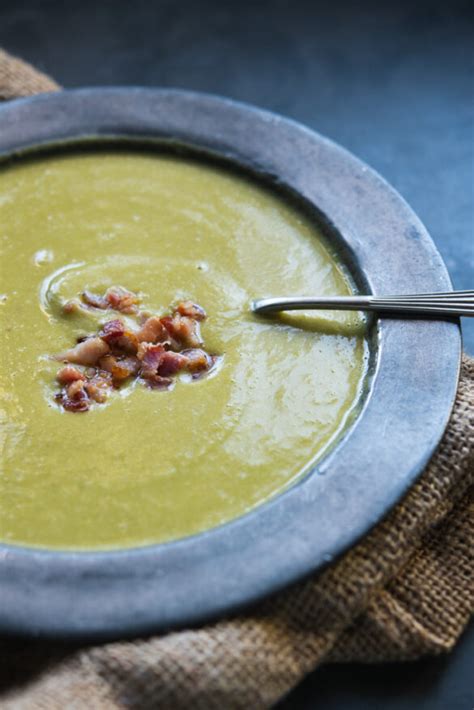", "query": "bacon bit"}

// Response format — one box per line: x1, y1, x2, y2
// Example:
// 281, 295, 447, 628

105, 286, 140, 314
181, 348, 214, 373
113, 331, 139, 355
136, 342, 173, 388
118, 357, 141, 377
136, 316, 169, 344
66, 379, 86, 399
99, 321, 139, 354
137, 310, 152, 325
158, 316, 180, 349
98, 354, 119, 374
82, 290, 109, 309
56, 370, 113, 409
56, 365, 86, 385
113, 357, 141, 382
98, 355, 138, 383
110, 363, 131, 382
191, 356, 219, 380
158, 351, 188, 377
57, 337, 110, 366
143, 374, 174, 390
52, 291, 218, 412
137, 343, 165, 375
56, 378, 90, 412
97, 369, 114, 384
58, 394, 90, 413
161, 313, 203, 348
84, 376, 110, 403
99, 319, 126, 344
176, 301, 207, 321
